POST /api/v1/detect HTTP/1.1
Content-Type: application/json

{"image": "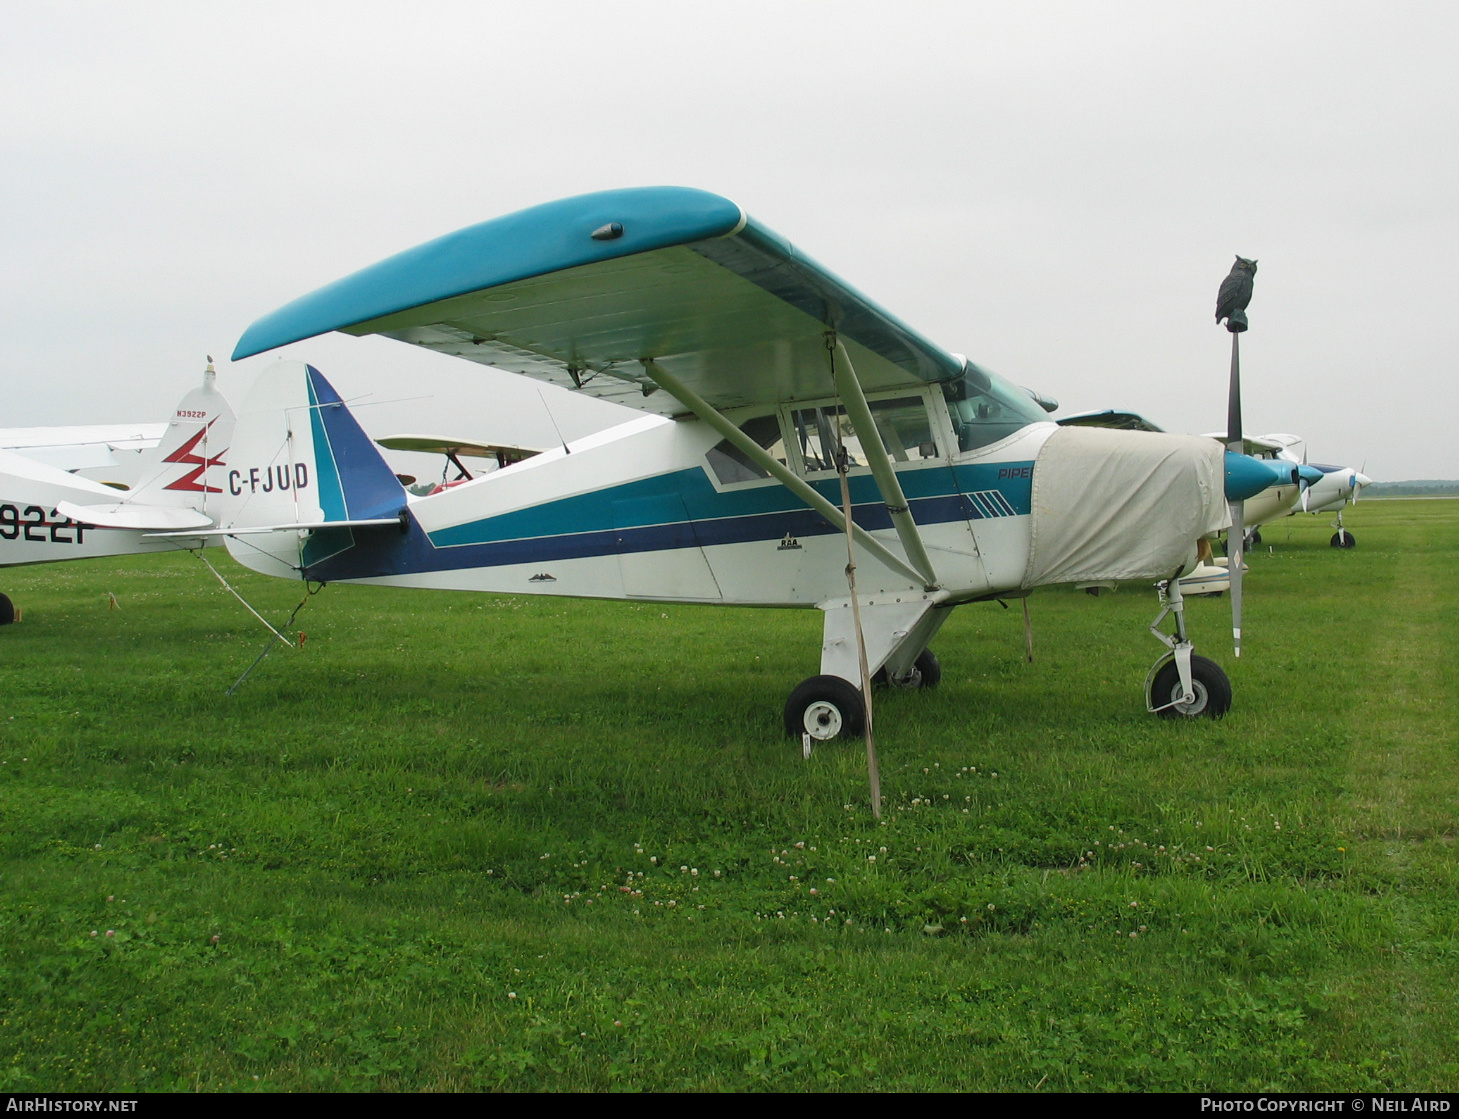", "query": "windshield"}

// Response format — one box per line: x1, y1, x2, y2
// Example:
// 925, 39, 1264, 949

942, 362, 1047, 452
